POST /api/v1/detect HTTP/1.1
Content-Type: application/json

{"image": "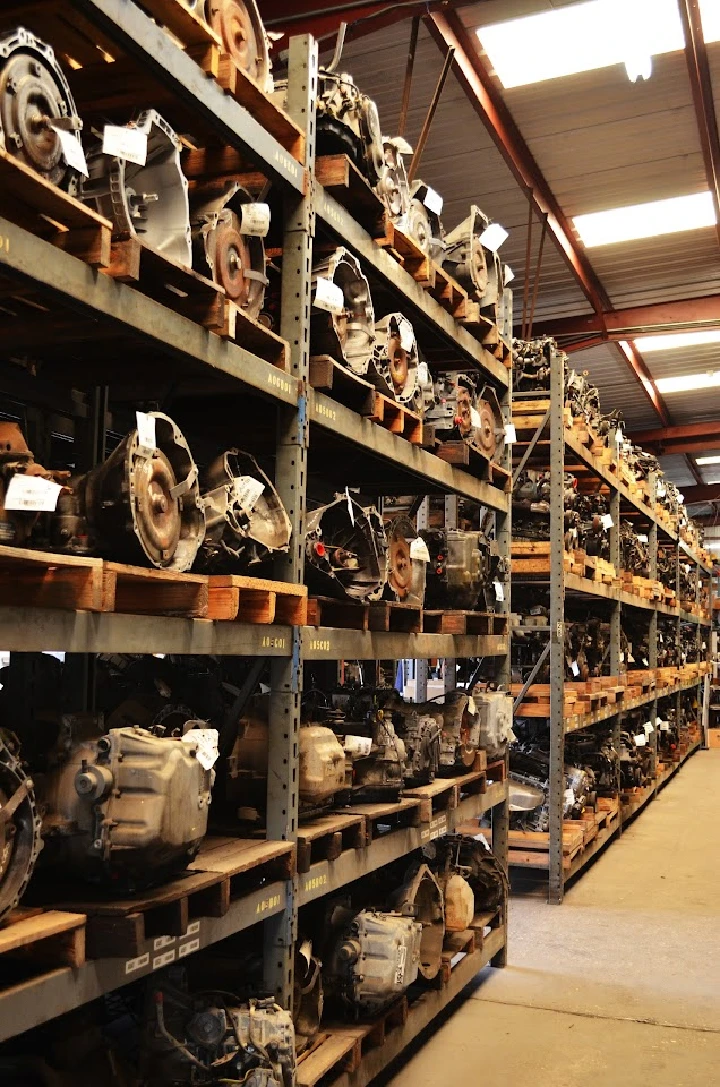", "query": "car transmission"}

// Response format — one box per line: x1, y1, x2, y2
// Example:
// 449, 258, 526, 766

0, 733, 43, 922
191, 0, 273, 92
315, 70, 384, 189
53, 412, 205, 571
442, 206, 498, 302
430, 834, 507, 930
199, 450, 291, 571
85, 110, 192, 267
421, 528, 505, 611
334, 706, 406, 801
226, 710, 346, 818
383, 515, 427, 606
389, 863, 445, 982
305, 495, 387, 601
33, 716, 213, 888
144, 975, 294, 1086
311, 248, 375, 376
424, 376, 505, 462
191, 181, 269, 319
0, 421, 68, 547
323, 905, 421, 1015
0, 27, 83, 193
369, 313, 421, 406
